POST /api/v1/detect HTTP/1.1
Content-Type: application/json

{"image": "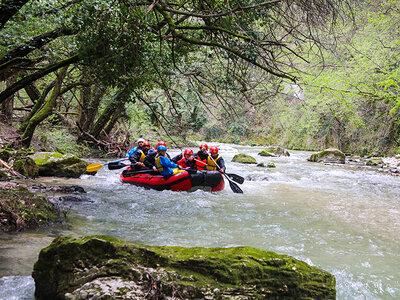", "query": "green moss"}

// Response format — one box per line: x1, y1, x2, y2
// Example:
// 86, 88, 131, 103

33, 236, 336, 299
231, 153, 257, 164
0, 187, 59, 231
